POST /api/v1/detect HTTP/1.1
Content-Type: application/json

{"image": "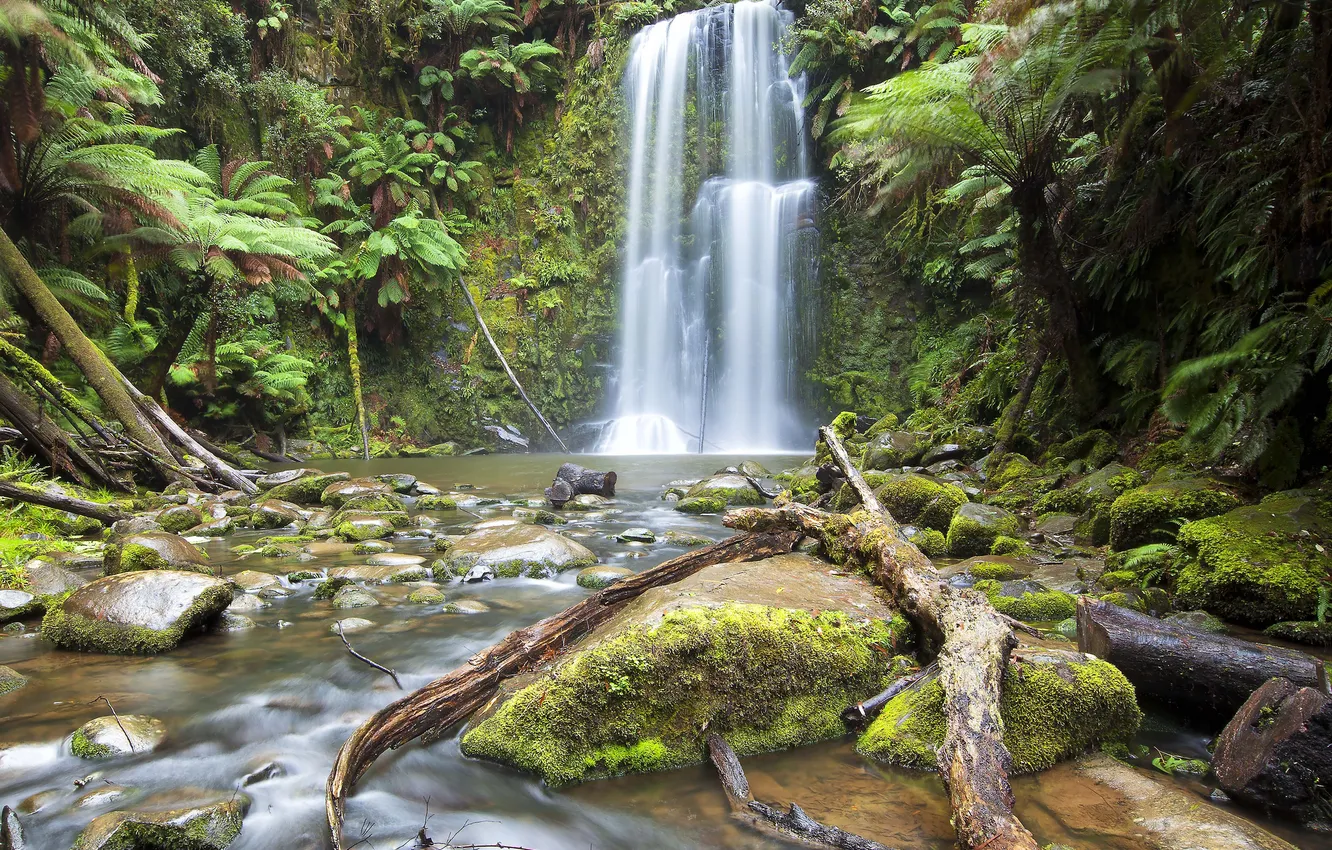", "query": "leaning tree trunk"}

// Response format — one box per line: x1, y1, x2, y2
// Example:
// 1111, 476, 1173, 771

325, 530, 799, 848
724, 426, 1040, 850
0, 370, 122, 490
989, 343, 1048, 473
0, 227, 171, 459
344, 289, 371, 462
